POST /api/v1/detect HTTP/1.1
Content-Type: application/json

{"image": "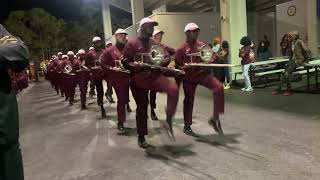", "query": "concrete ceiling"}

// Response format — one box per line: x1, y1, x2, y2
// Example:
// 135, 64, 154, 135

143, 0, 293, 13
246, 0, 293, 12
143, 0, 215, 12
110, 0, 294, 14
